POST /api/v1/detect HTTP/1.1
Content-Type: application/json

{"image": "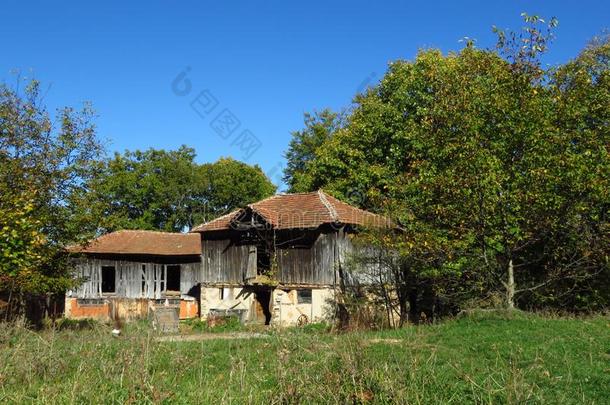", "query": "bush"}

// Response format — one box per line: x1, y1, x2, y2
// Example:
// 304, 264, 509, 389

54, 318, 100, 331
295, 322, 331, 334
183, 315, 244, 333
